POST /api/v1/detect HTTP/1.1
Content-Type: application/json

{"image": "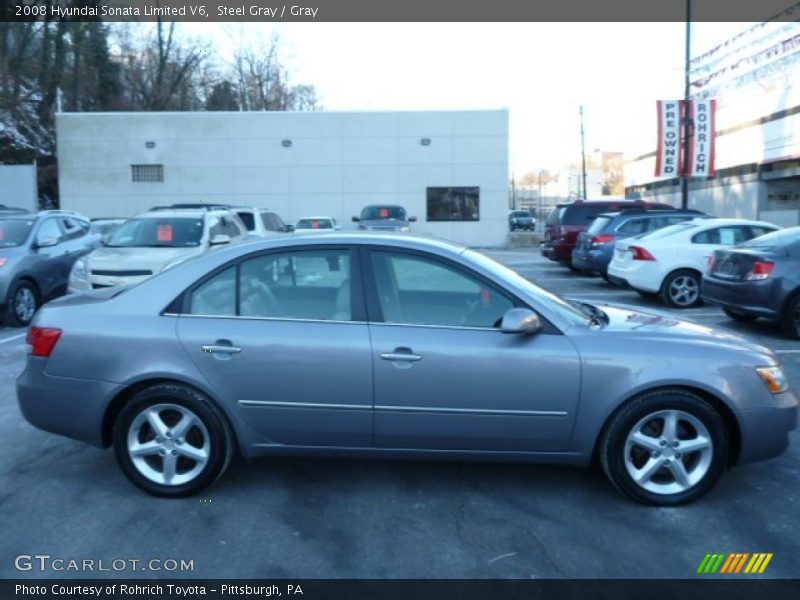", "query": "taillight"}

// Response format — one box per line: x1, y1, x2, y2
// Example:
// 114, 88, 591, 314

26, 327, 62, 357
745, 261, 774, 281
591, 234, 615, 246
629, 246, 656, 261
707, 255, 716, 272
